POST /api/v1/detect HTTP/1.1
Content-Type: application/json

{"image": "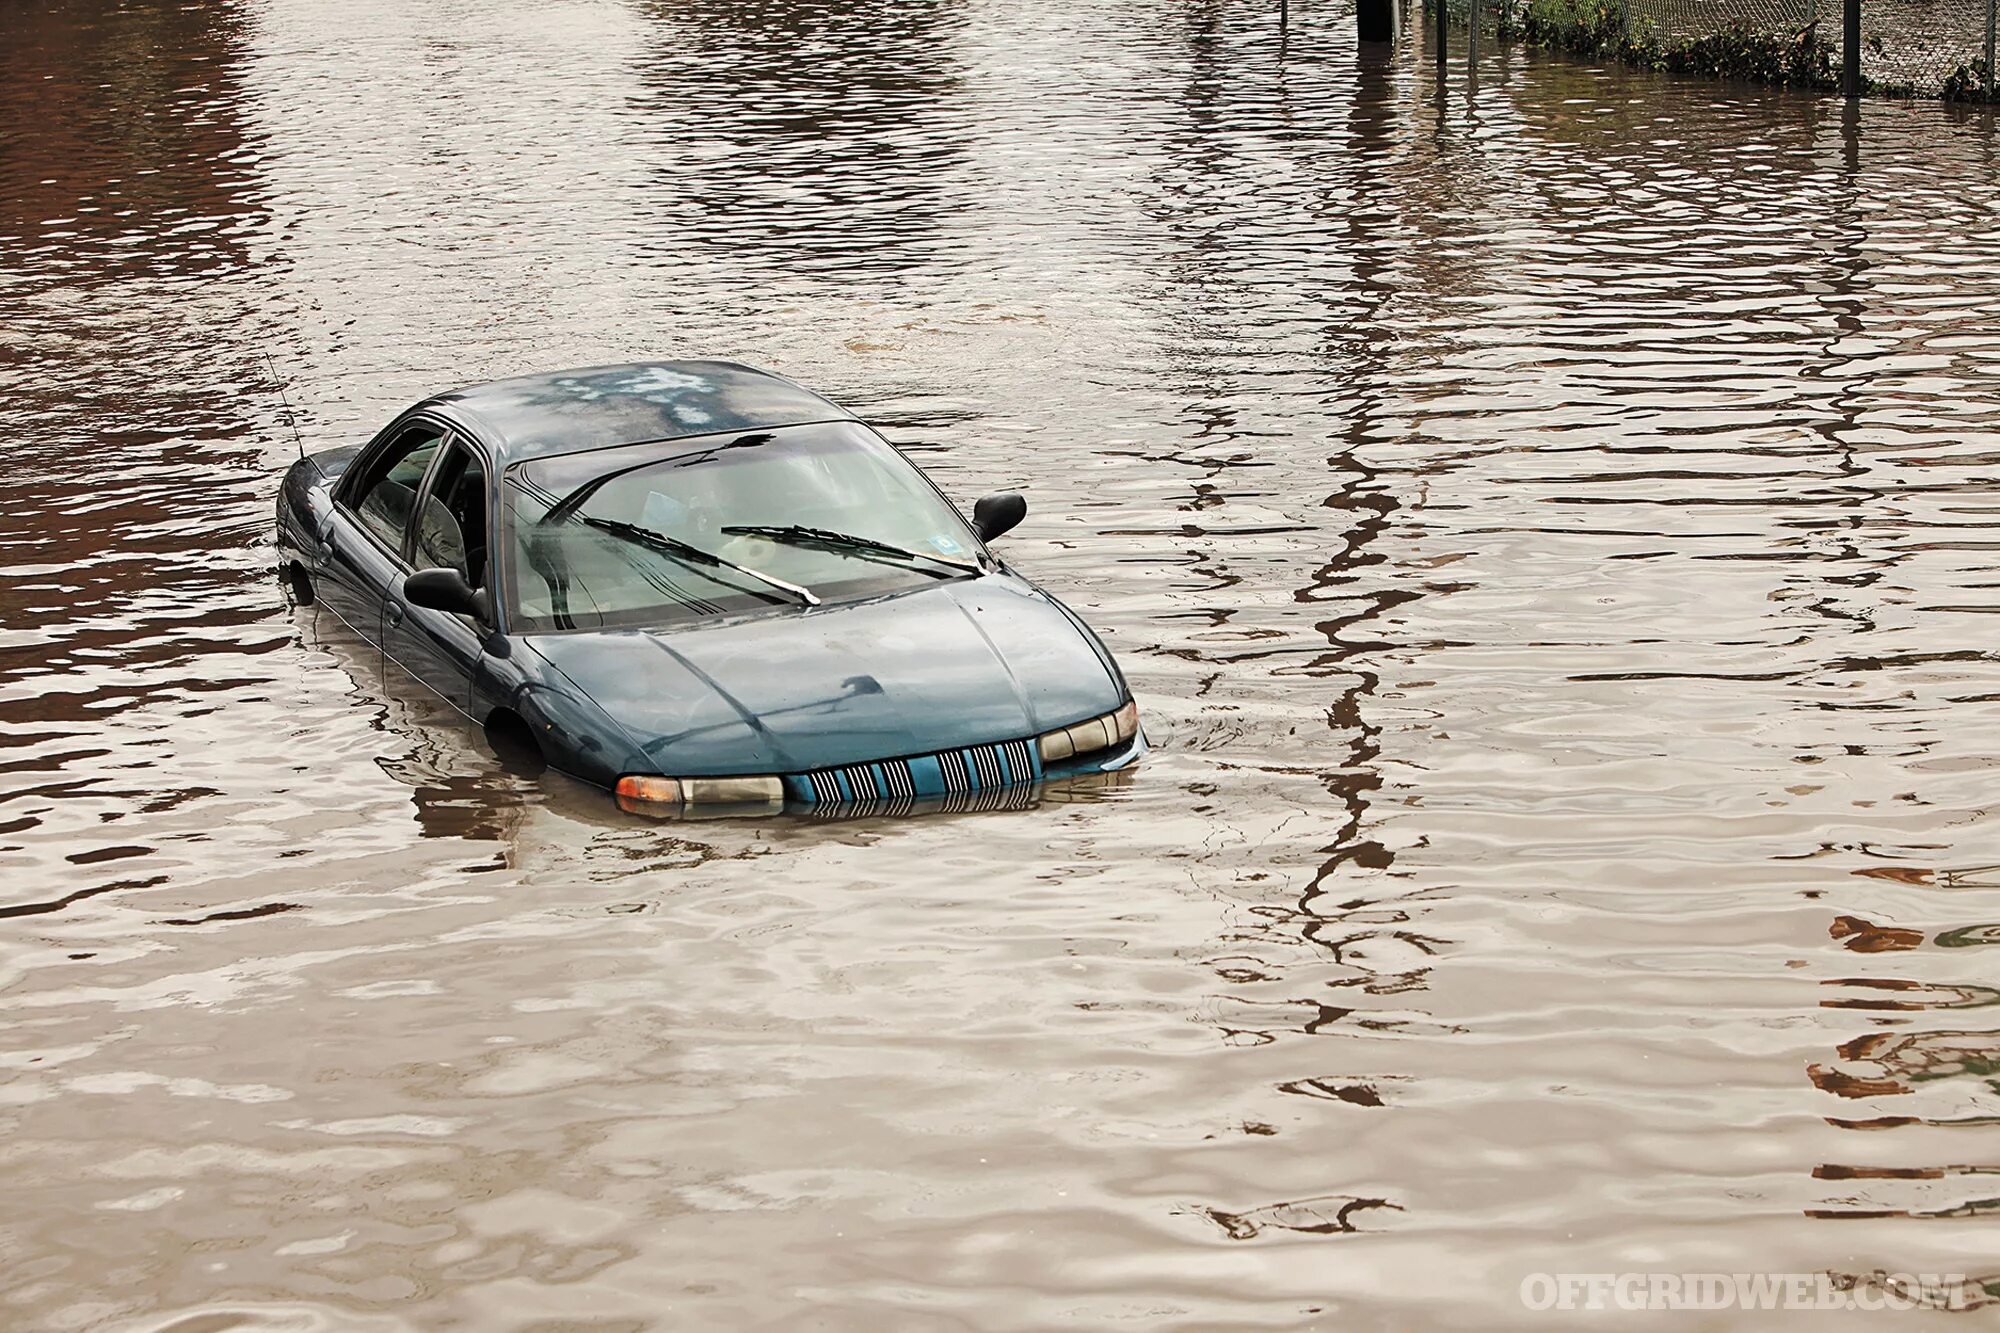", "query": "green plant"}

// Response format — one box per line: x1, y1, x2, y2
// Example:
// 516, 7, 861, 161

1942, 57, 1995, 101
1513, 0, 1665, 63
1488, 0, 1838, 91
1656, 20, 1838, 86
1519, 0, 1624, 51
